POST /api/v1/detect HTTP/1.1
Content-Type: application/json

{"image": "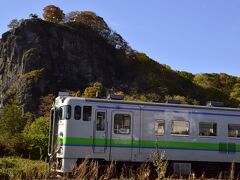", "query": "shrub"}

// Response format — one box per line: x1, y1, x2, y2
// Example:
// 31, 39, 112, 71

23, 117, 49, 159
38, 94, 55, 117
83, 82, 103, 98
43, 5, 65, 23
0, 102, 25, 137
